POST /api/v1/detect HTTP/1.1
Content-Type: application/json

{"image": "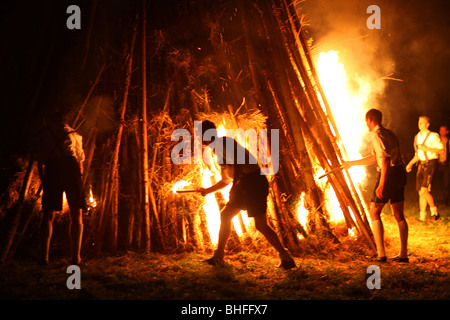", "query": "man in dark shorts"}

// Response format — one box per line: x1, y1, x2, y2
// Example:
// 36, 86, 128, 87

197, 120, 295, 269
406, 117, 444, 221
344, 109, 408, 263
36, 112, 86, 265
